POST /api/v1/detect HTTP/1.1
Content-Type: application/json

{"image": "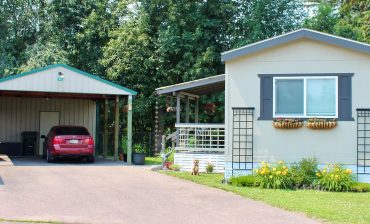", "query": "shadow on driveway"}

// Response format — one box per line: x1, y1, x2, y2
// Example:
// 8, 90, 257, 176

10, 157, 128, 167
